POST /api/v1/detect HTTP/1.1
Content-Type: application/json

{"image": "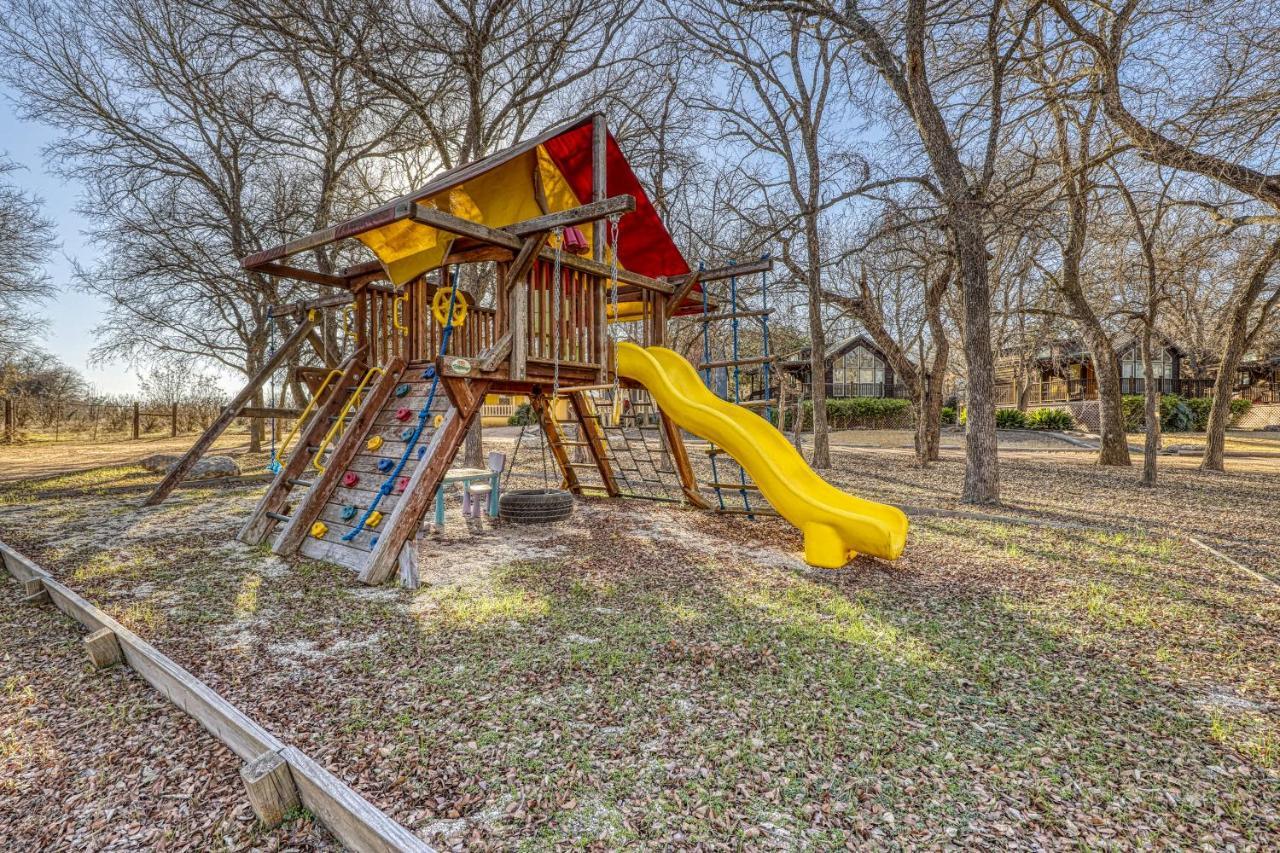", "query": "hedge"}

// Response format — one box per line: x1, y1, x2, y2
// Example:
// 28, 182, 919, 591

1120, 395, 1252, 432
774, 397, 913, 430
